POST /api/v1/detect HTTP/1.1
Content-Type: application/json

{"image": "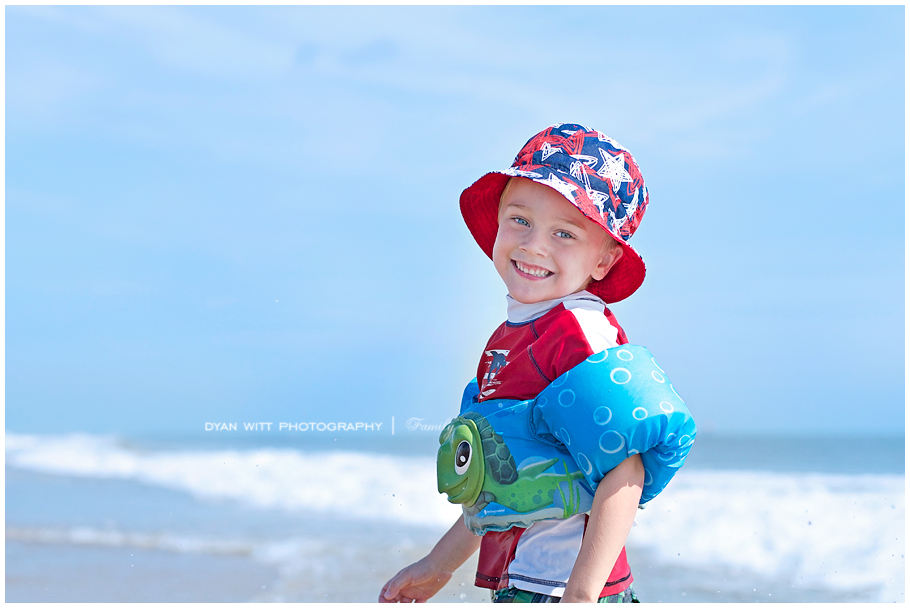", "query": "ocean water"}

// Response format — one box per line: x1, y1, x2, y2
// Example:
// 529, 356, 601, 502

5, 431, 904, 603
